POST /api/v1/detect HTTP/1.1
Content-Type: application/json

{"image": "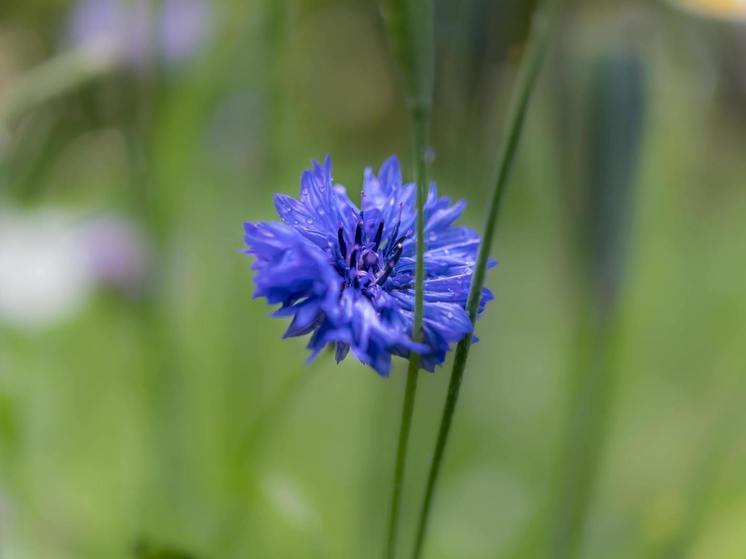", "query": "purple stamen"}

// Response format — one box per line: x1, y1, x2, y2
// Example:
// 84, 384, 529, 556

373, 221, 384, 251
349, 247, 358, 269
337, 212, 411, 290
337, 226, 347, 259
